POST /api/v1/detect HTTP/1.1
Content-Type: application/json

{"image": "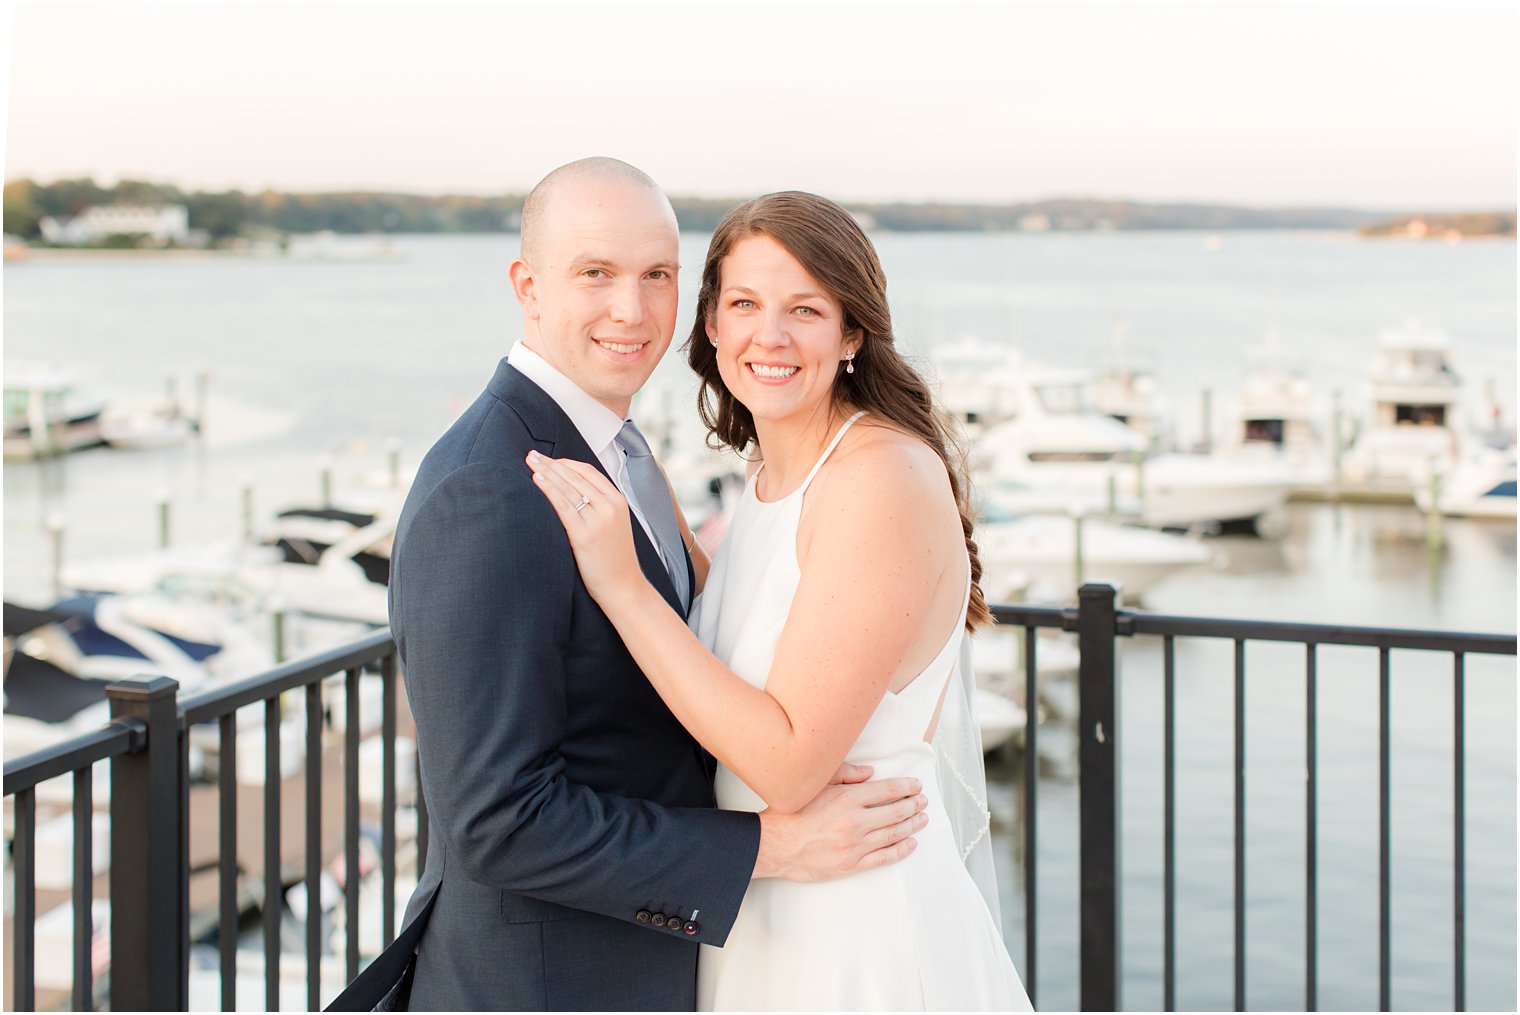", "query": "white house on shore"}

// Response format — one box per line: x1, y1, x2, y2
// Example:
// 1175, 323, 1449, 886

39, 204, 190, 246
